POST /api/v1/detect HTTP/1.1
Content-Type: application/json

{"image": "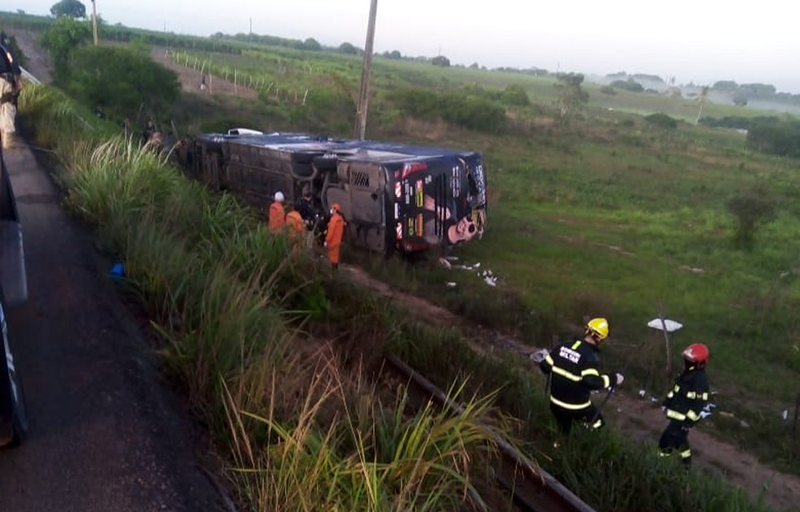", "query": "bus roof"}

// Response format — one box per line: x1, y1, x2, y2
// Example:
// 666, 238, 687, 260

201, 131, 481, 164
